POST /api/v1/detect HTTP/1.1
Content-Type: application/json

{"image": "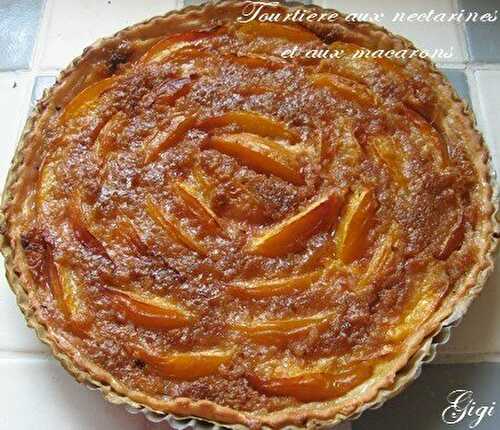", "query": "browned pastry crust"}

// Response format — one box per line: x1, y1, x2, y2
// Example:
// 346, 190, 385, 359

1, 1, 498, 429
